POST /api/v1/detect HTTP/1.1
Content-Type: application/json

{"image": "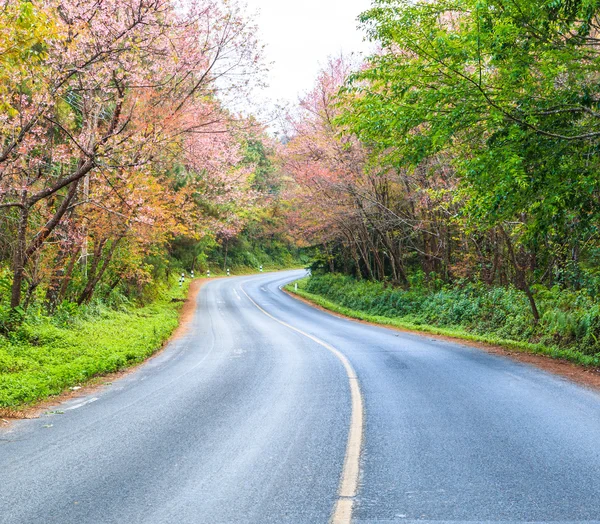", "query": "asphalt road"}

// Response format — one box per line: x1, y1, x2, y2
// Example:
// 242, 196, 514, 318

2, 270, 600, 523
